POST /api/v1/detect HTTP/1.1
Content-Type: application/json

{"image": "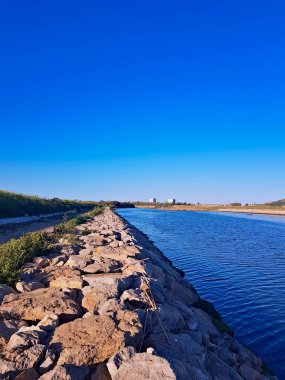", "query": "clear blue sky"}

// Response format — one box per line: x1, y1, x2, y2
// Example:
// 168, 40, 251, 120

0, 0, 284, 203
